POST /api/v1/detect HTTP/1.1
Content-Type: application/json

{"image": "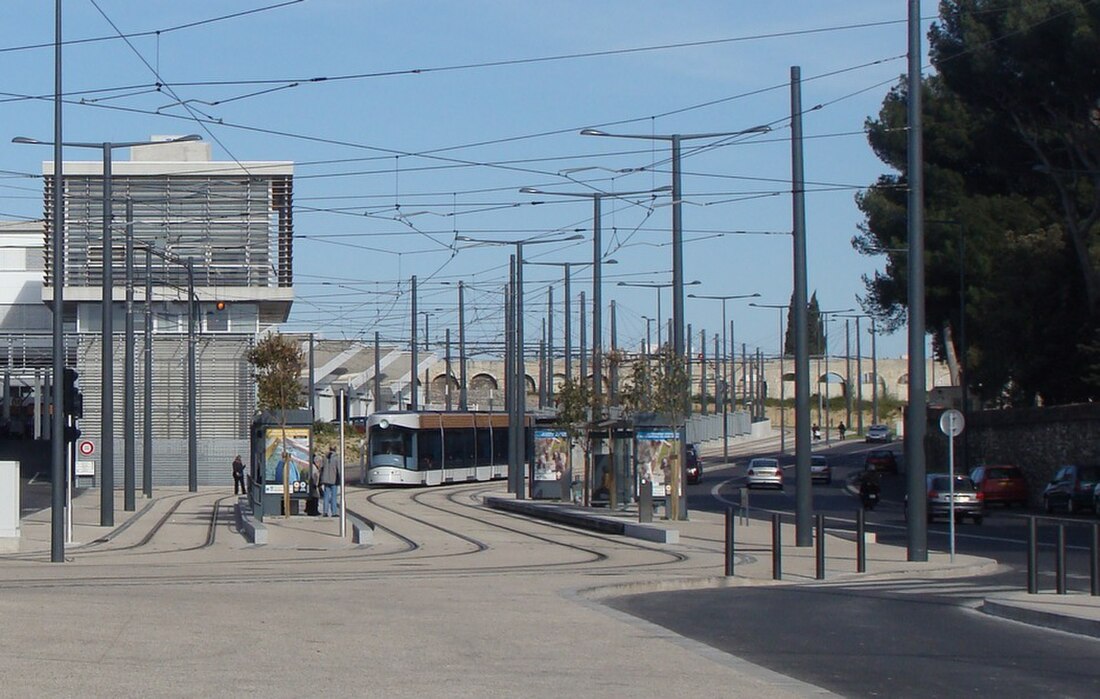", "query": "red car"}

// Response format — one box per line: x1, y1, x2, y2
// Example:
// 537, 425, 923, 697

969, 465, 1029, 507
864, 450, 899, 474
